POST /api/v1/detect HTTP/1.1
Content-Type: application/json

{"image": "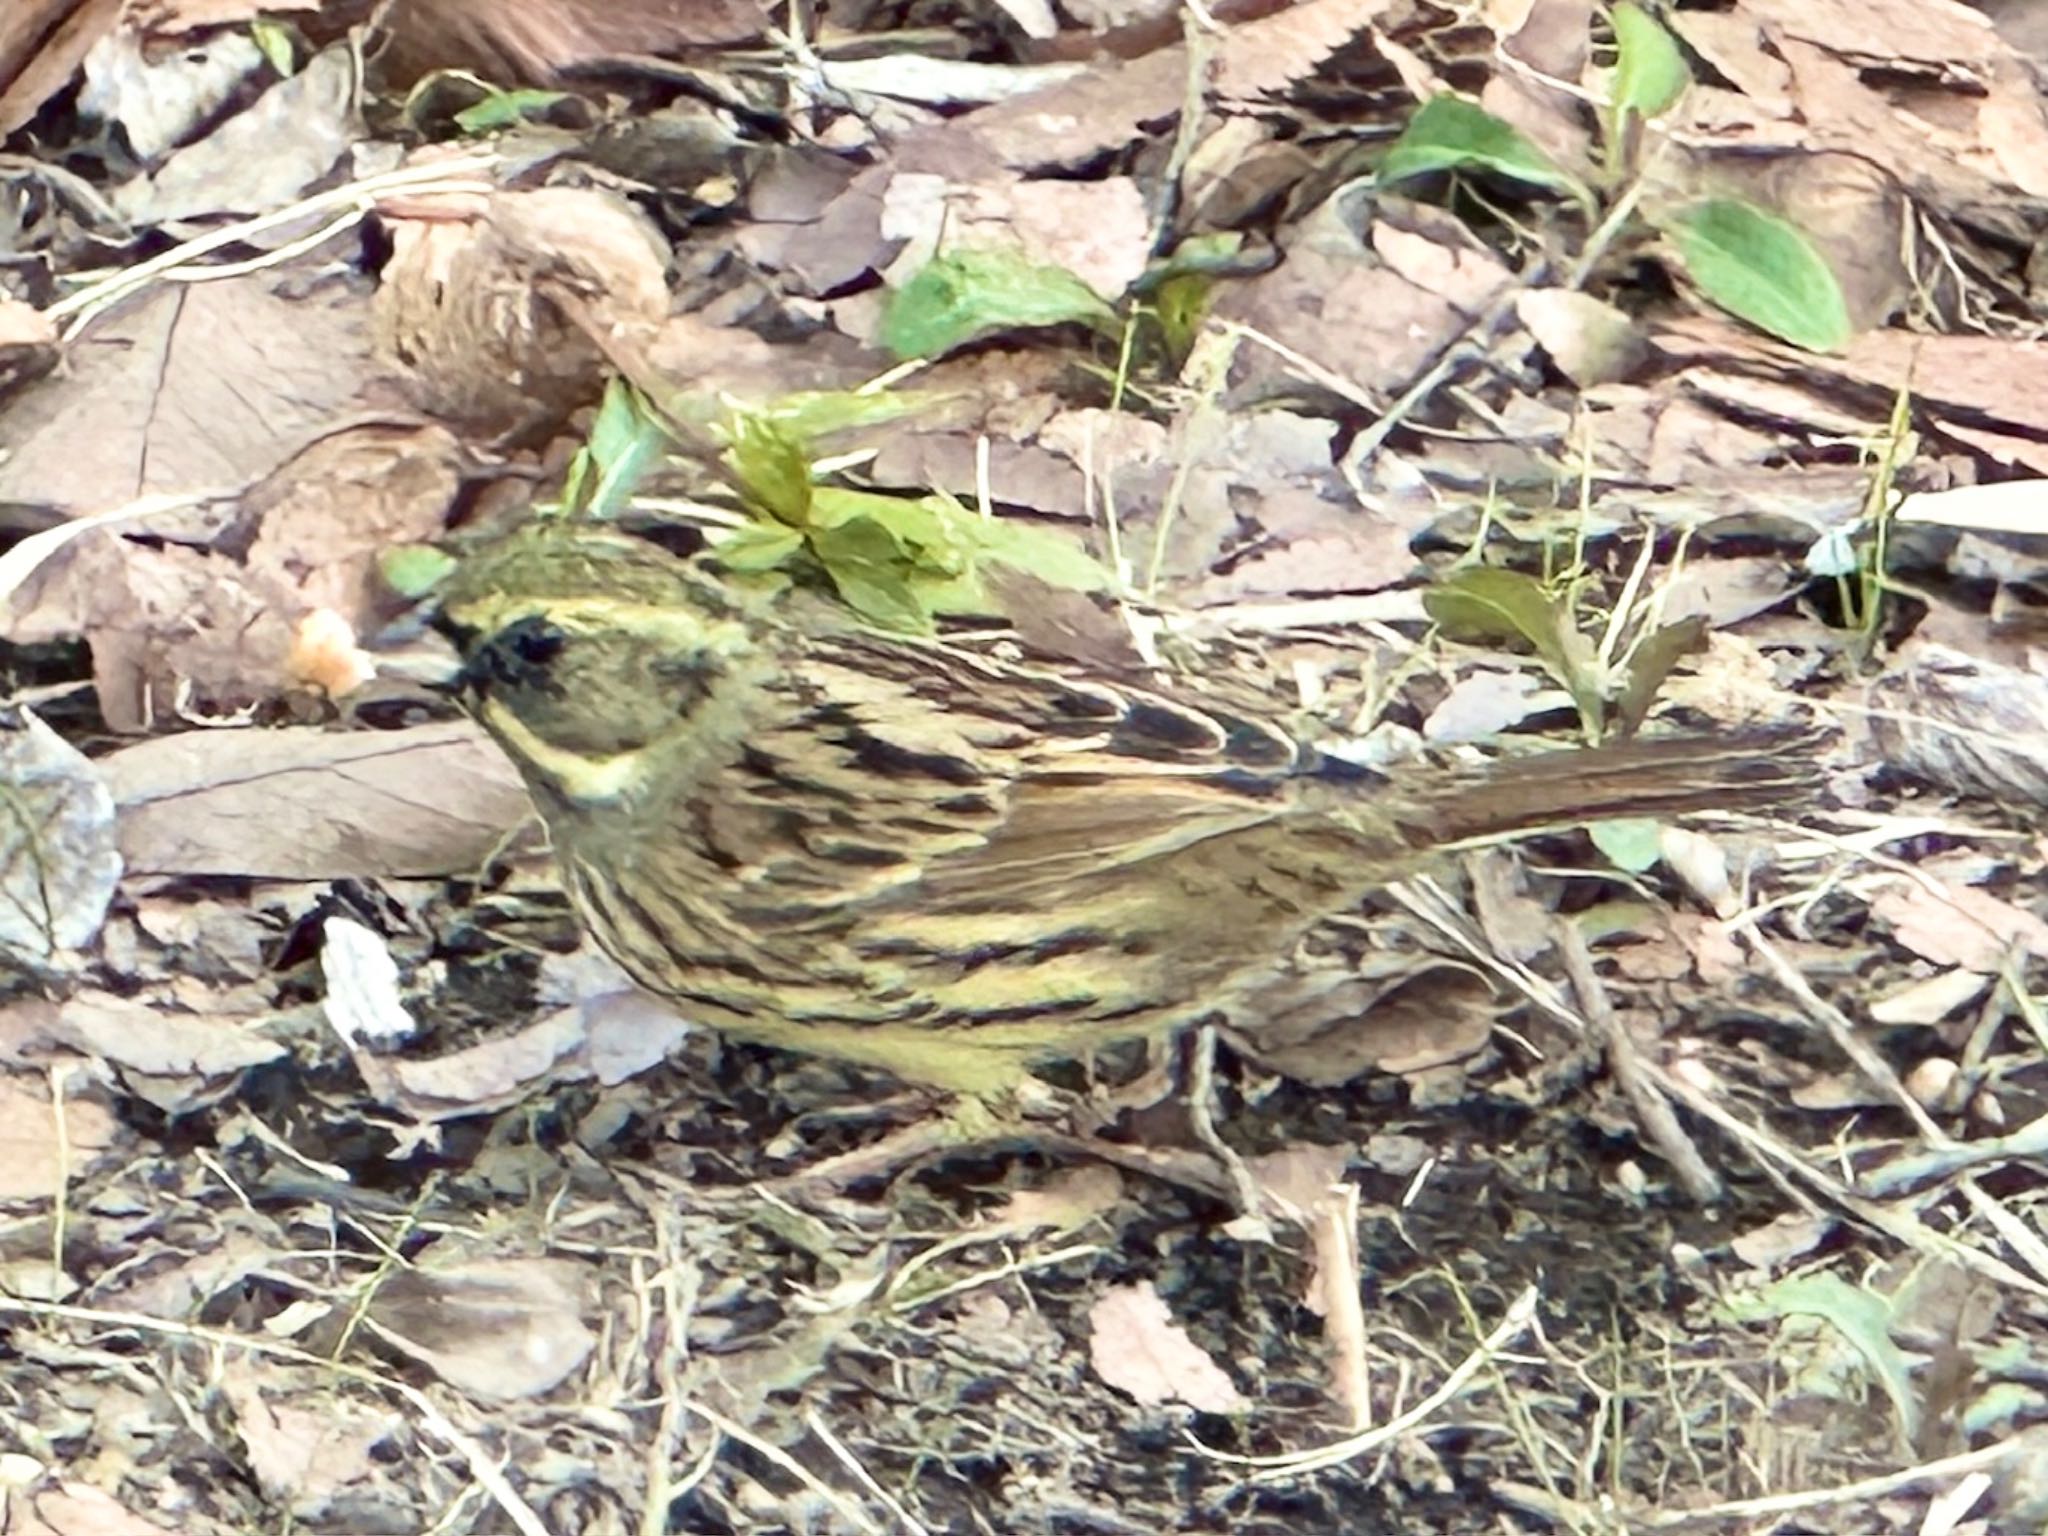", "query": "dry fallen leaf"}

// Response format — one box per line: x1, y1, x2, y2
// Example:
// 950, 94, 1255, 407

338, 1007, 586, 1122
366, 1257, 596, 1401
319, 916, 419, 1050
7, 992, 286, 1081
1870, 879, 2048, 973
10, 1481, 185, 1536
375, 183, 672, 442
985, 1164, 1124, 1235
102, 719, 530, 879
1087, 1280, 1247, 1414
1868, 968, 1992, 1027
217, 1370, 395, 1519
0, 706, 123, 957
0, 1074, 119, 1200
